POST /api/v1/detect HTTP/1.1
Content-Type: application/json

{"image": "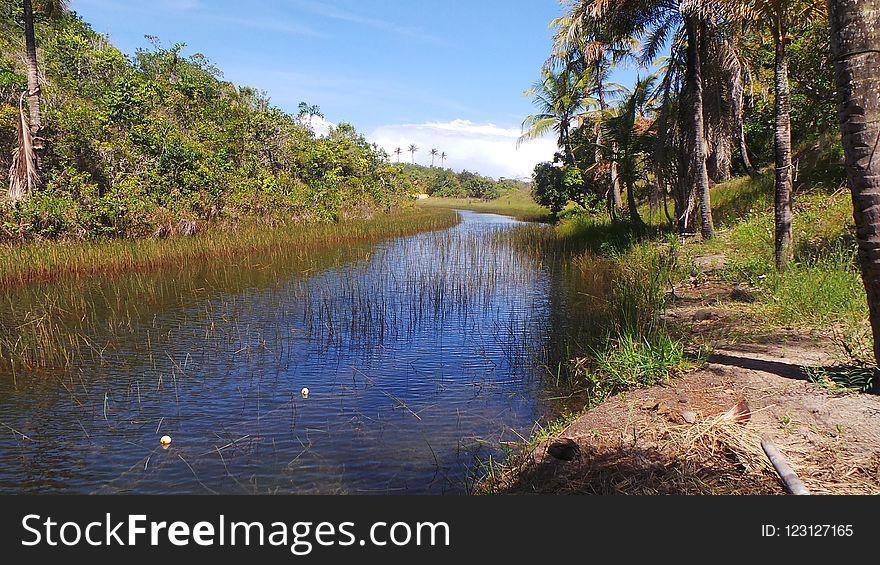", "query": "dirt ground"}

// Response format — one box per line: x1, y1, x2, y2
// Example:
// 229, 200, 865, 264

491, 271, 880, 495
